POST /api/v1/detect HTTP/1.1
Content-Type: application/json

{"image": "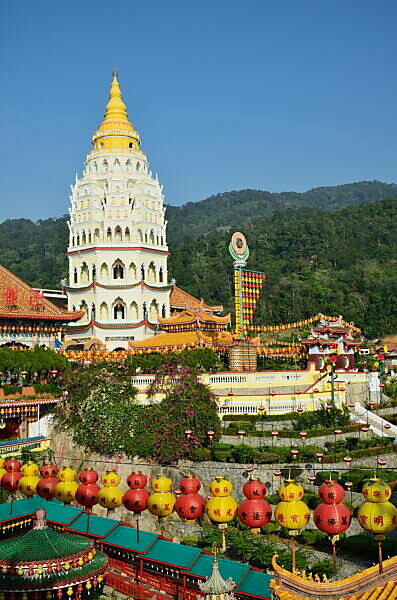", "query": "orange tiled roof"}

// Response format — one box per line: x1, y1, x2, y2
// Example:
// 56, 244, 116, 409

170, 286, 223, 313
129, 330, 214, 349
0, 265, 83, 322
158, 308, 231, 327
